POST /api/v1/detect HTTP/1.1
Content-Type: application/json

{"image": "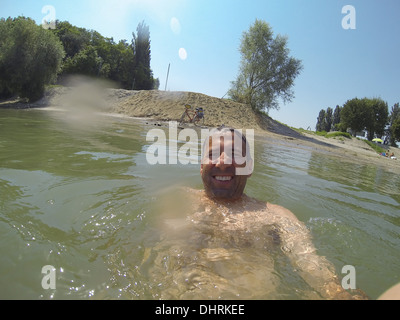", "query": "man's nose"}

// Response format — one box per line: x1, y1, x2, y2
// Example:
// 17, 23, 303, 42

215, 151, 232, 168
